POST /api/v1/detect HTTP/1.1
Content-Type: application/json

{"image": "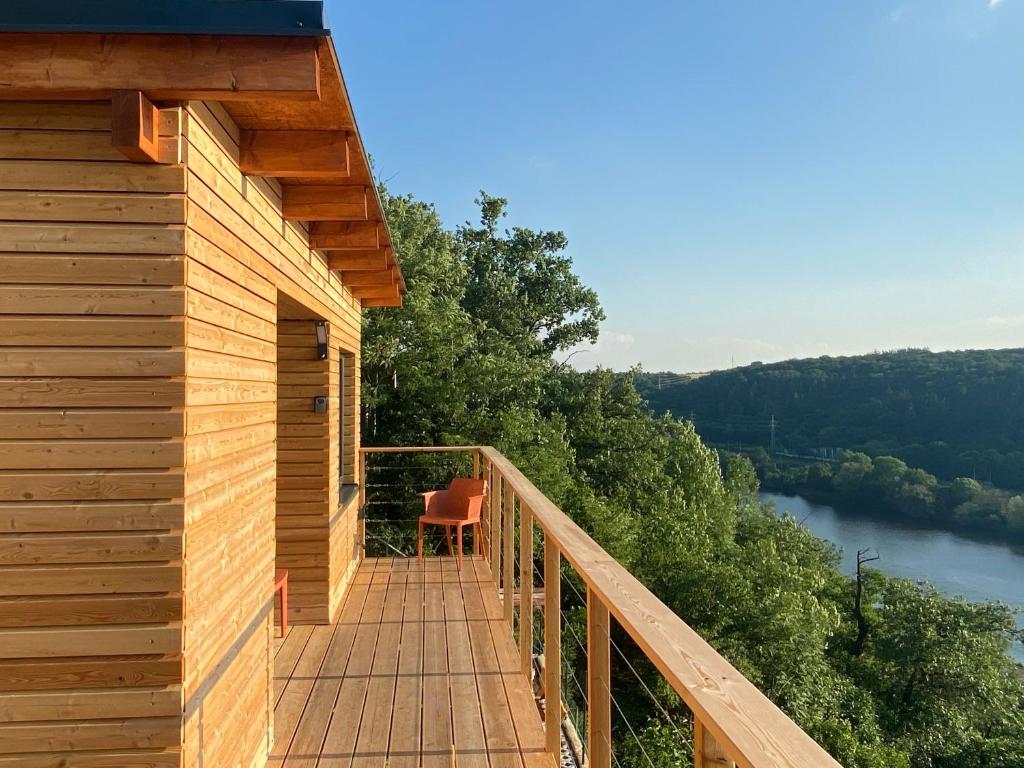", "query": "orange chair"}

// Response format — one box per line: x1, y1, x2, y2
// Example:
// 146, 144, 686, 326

417, 478, 487, 571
